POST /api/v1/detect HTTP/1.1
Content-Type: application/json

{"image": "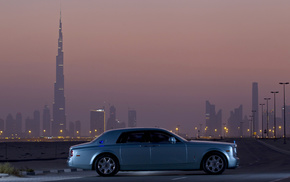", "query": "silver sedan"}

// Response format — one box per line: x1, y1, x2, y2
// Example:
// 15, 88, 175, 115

67, 128, 239, 176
